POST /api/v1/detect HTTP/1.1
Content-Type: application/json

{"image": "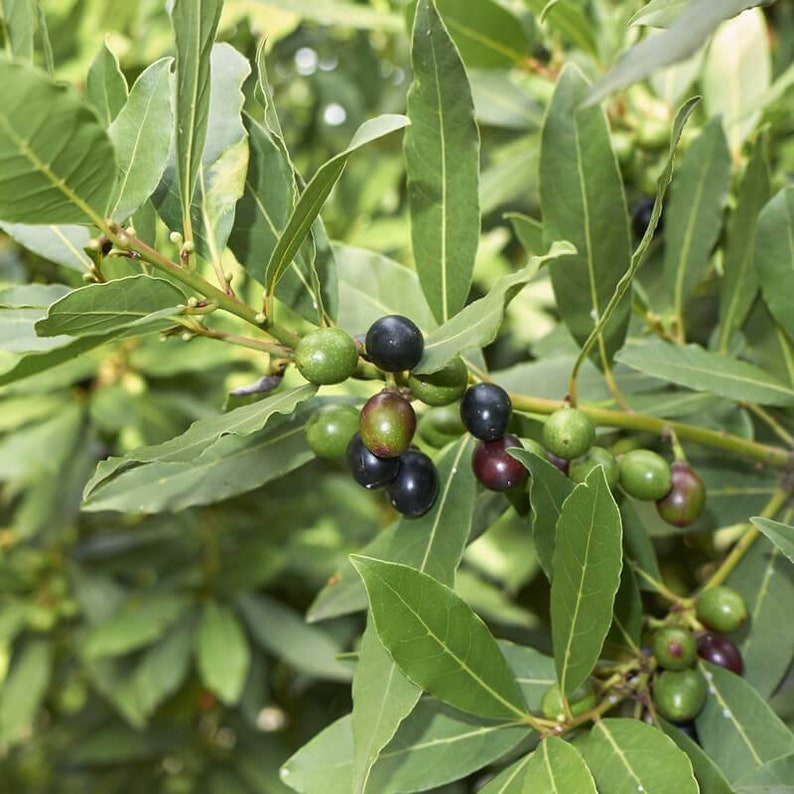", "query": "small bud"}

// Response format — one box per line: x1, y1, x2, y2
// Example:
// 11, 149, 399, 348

182, 240, 195, 254
116, 233, 129, 247
224, 271, 234, 283
187, 296, 199, 308
169, 231, 184, 246
85, 238, 101, 251
125, 225, 136, 237
82, 273, 95, 282
181, 332, 193, 342
255, 312, 267, 324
